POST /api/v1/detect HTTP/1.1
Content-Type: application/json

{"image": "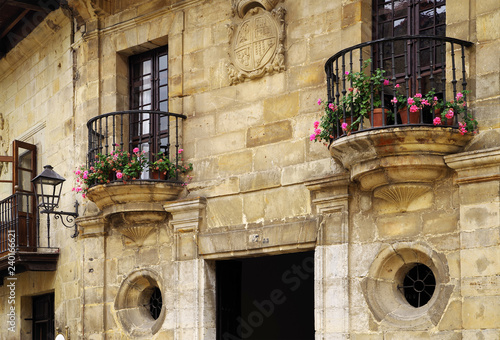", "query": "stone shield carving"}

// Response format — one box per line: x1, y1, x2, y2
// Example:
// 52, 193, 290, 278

227, 6, 285, 85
